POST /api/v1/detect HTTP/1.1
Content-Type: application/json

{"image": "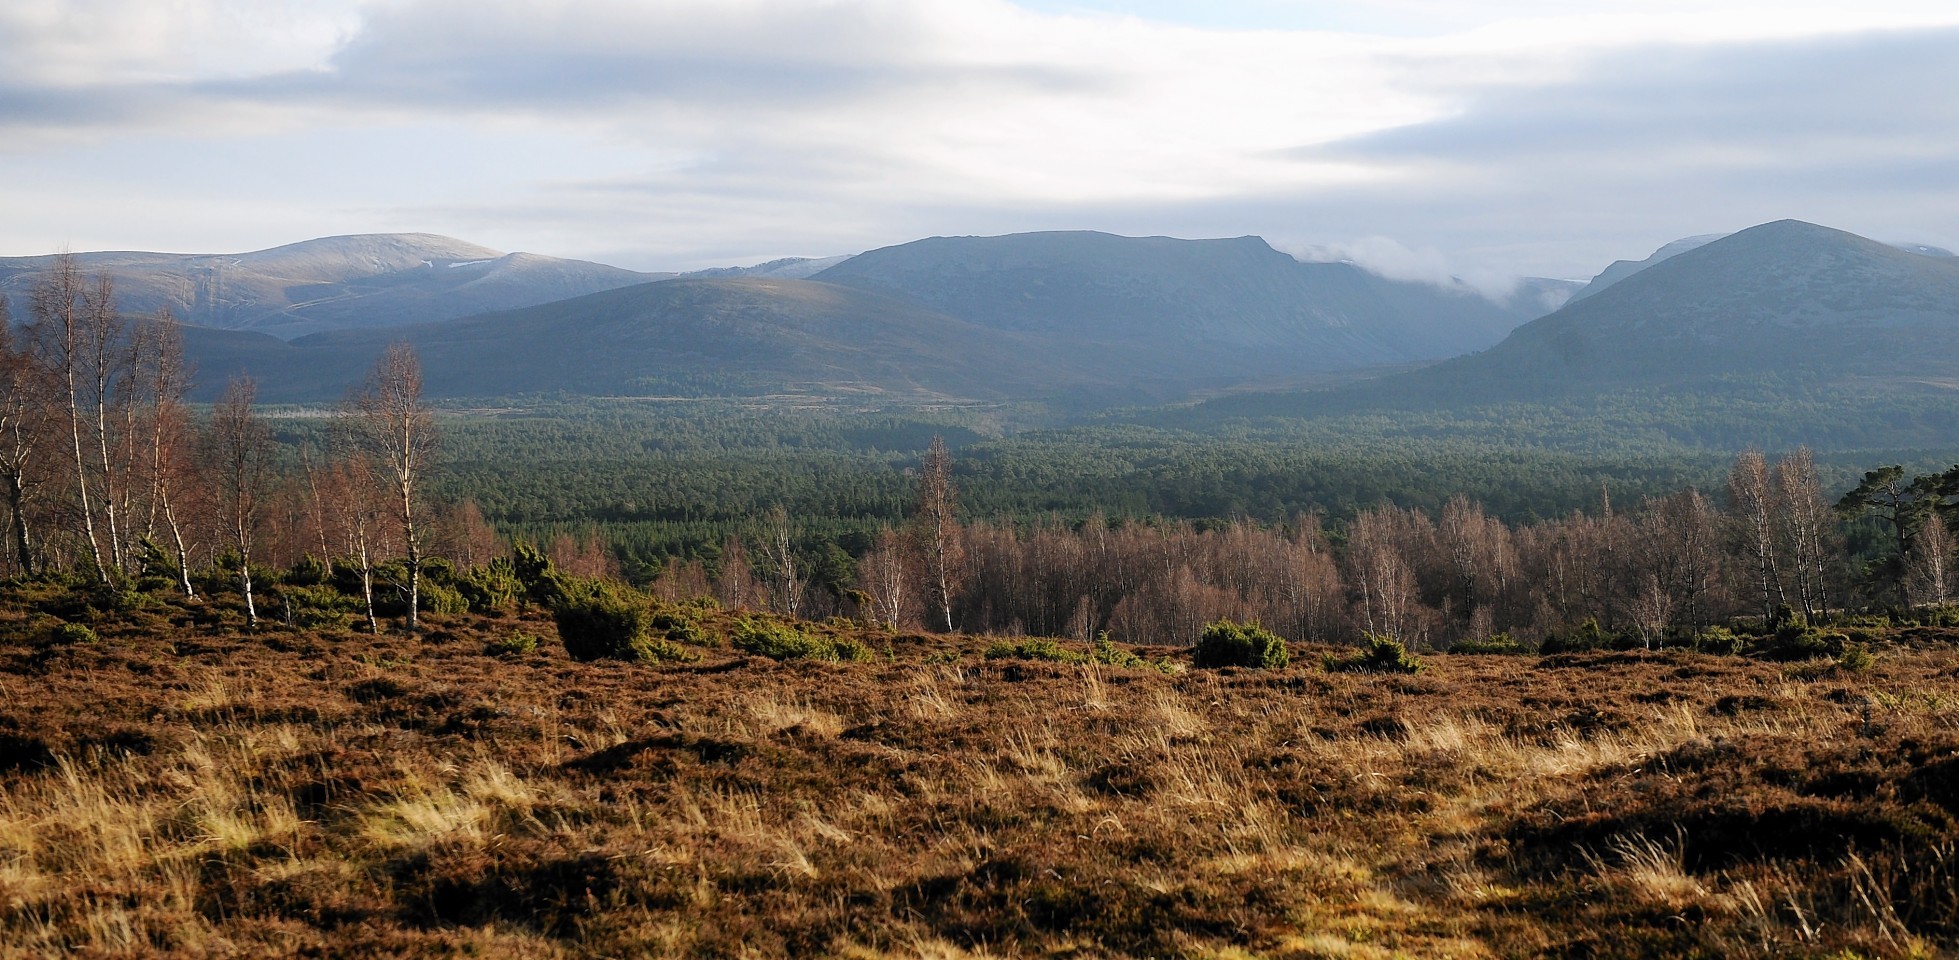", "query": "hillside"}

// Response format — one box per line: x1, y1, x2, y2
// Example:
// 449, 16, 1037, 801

1432, 220, 1959, 392
204, 277, 1117, 404
813, 231, 1540, 370
1160, 221, 1959, 434
181, 231, 1570, 405
0, 235, 669, 339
